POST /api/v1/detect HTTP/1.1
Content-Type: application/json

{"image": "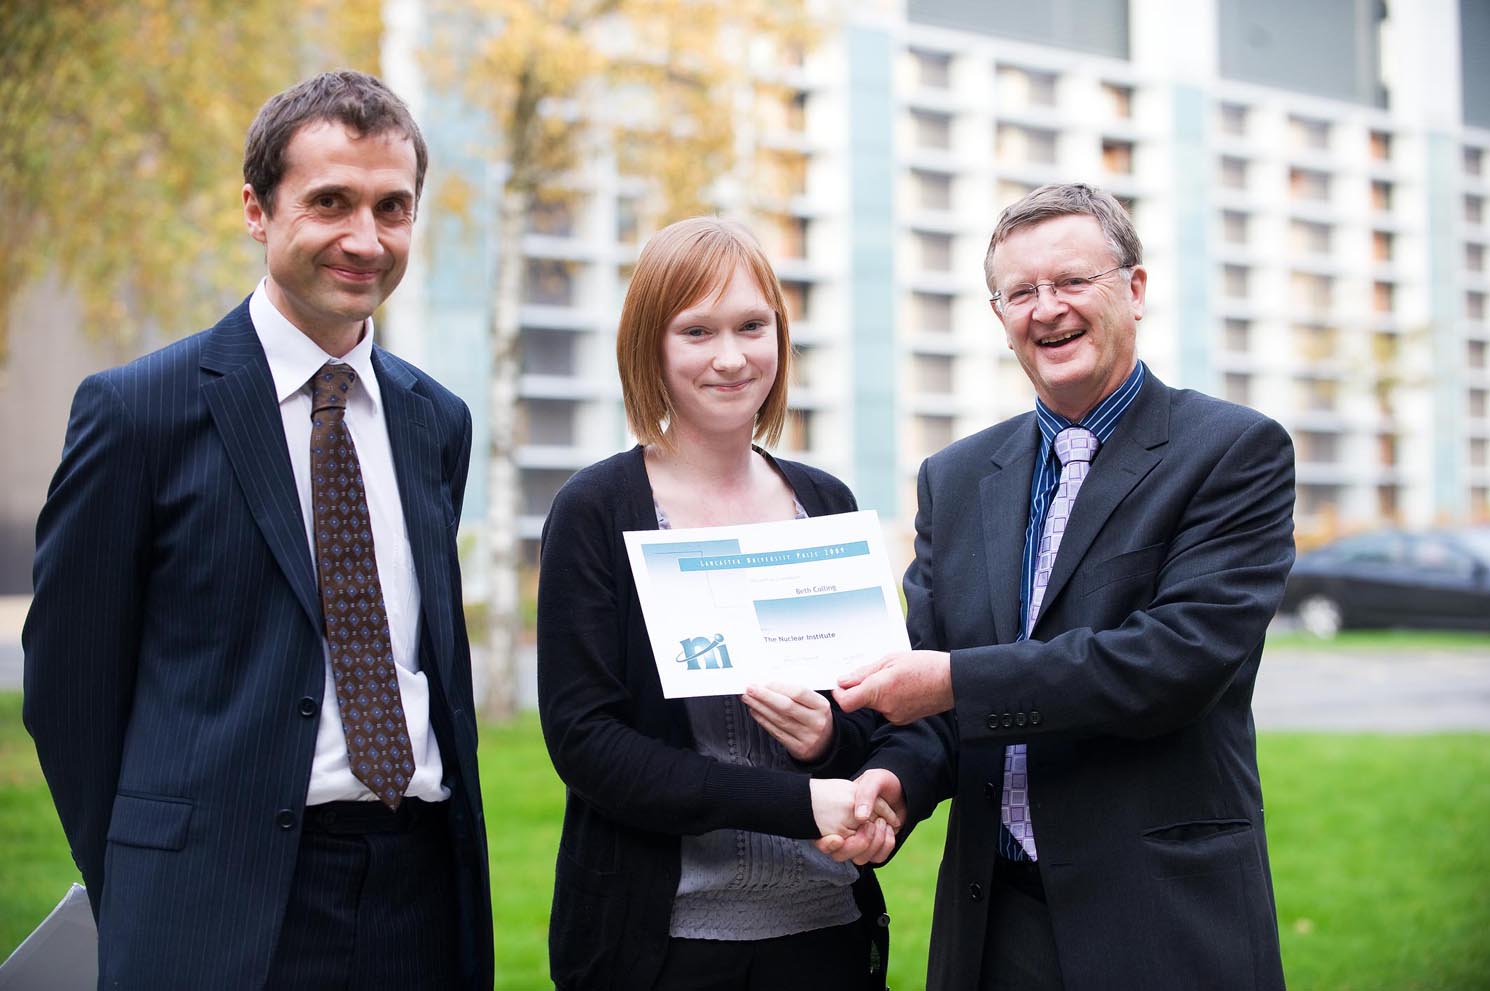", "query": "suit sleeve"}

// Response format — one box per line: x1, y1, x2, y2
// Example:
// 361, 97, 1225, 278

22, 373, 152, 908
536, 477, 819, 840
860, 456, 960, 827
951, 415, 1296, 745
